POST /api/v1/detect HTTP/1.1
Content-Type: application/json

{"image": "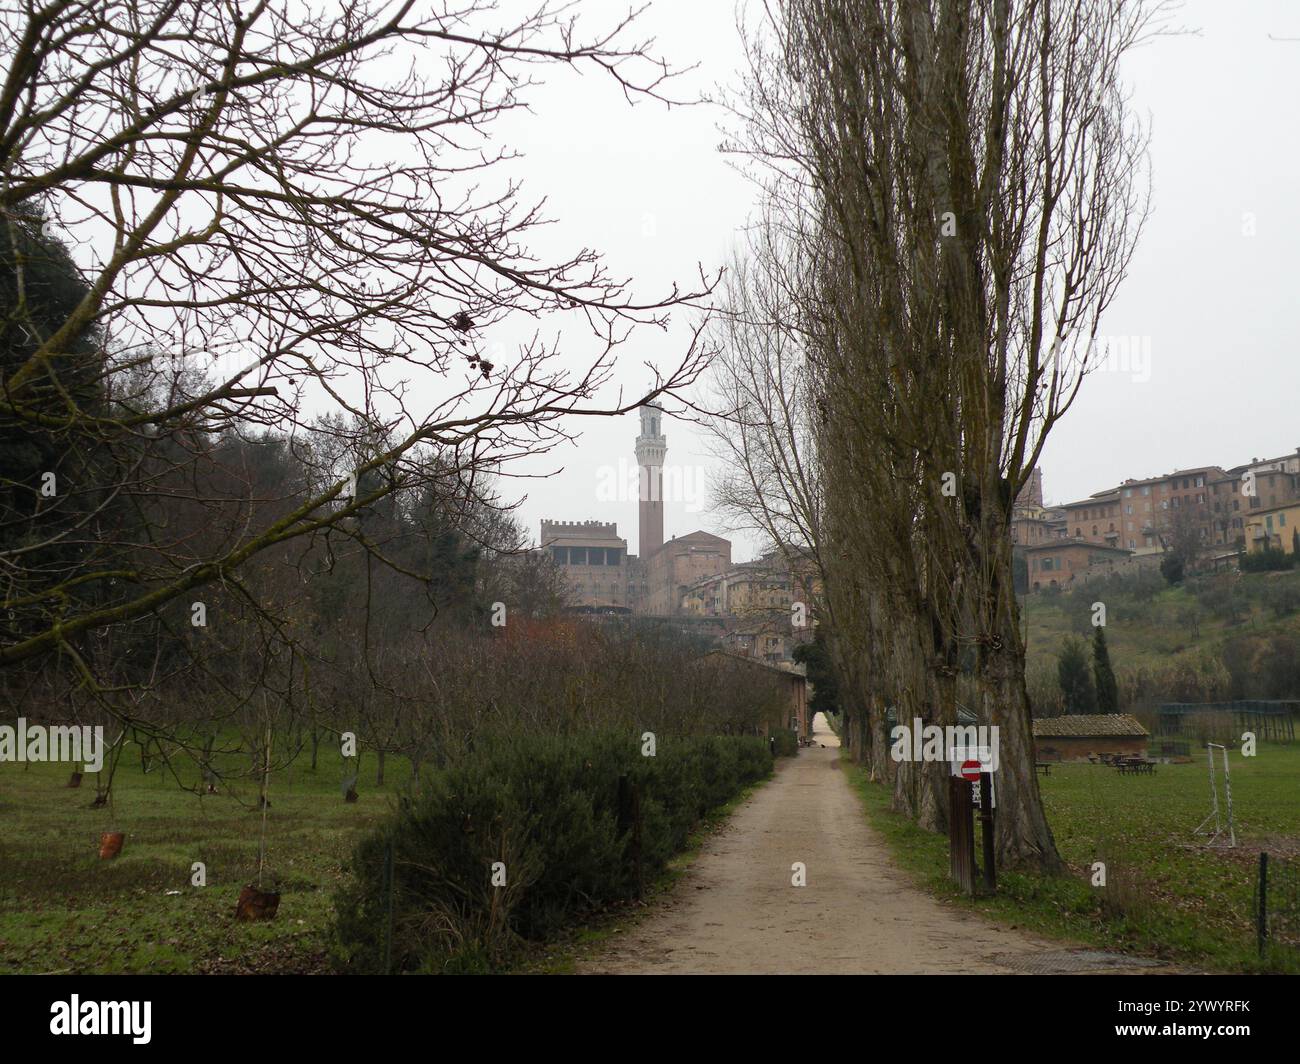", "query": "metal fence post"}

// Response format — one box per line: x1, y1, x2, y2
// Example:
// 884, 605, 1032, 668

1258, 851, 1269, 959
